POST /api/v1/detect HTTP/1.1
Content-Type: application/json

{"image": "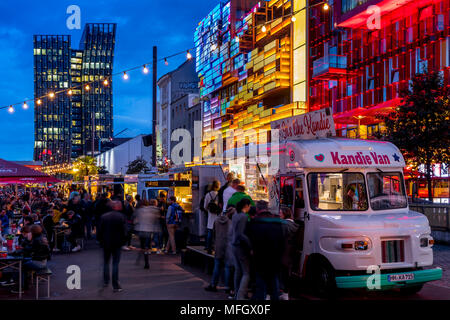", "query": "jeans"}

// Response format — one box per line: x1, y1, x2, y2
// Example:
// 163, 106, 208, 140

254, 271, 280, 301
205, 228, 213, 250
211, 258, 231, 289
15, 259, 47, 289
151, 232, 162, 249
233, 246, 250, 300
103, 247, 122, 289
